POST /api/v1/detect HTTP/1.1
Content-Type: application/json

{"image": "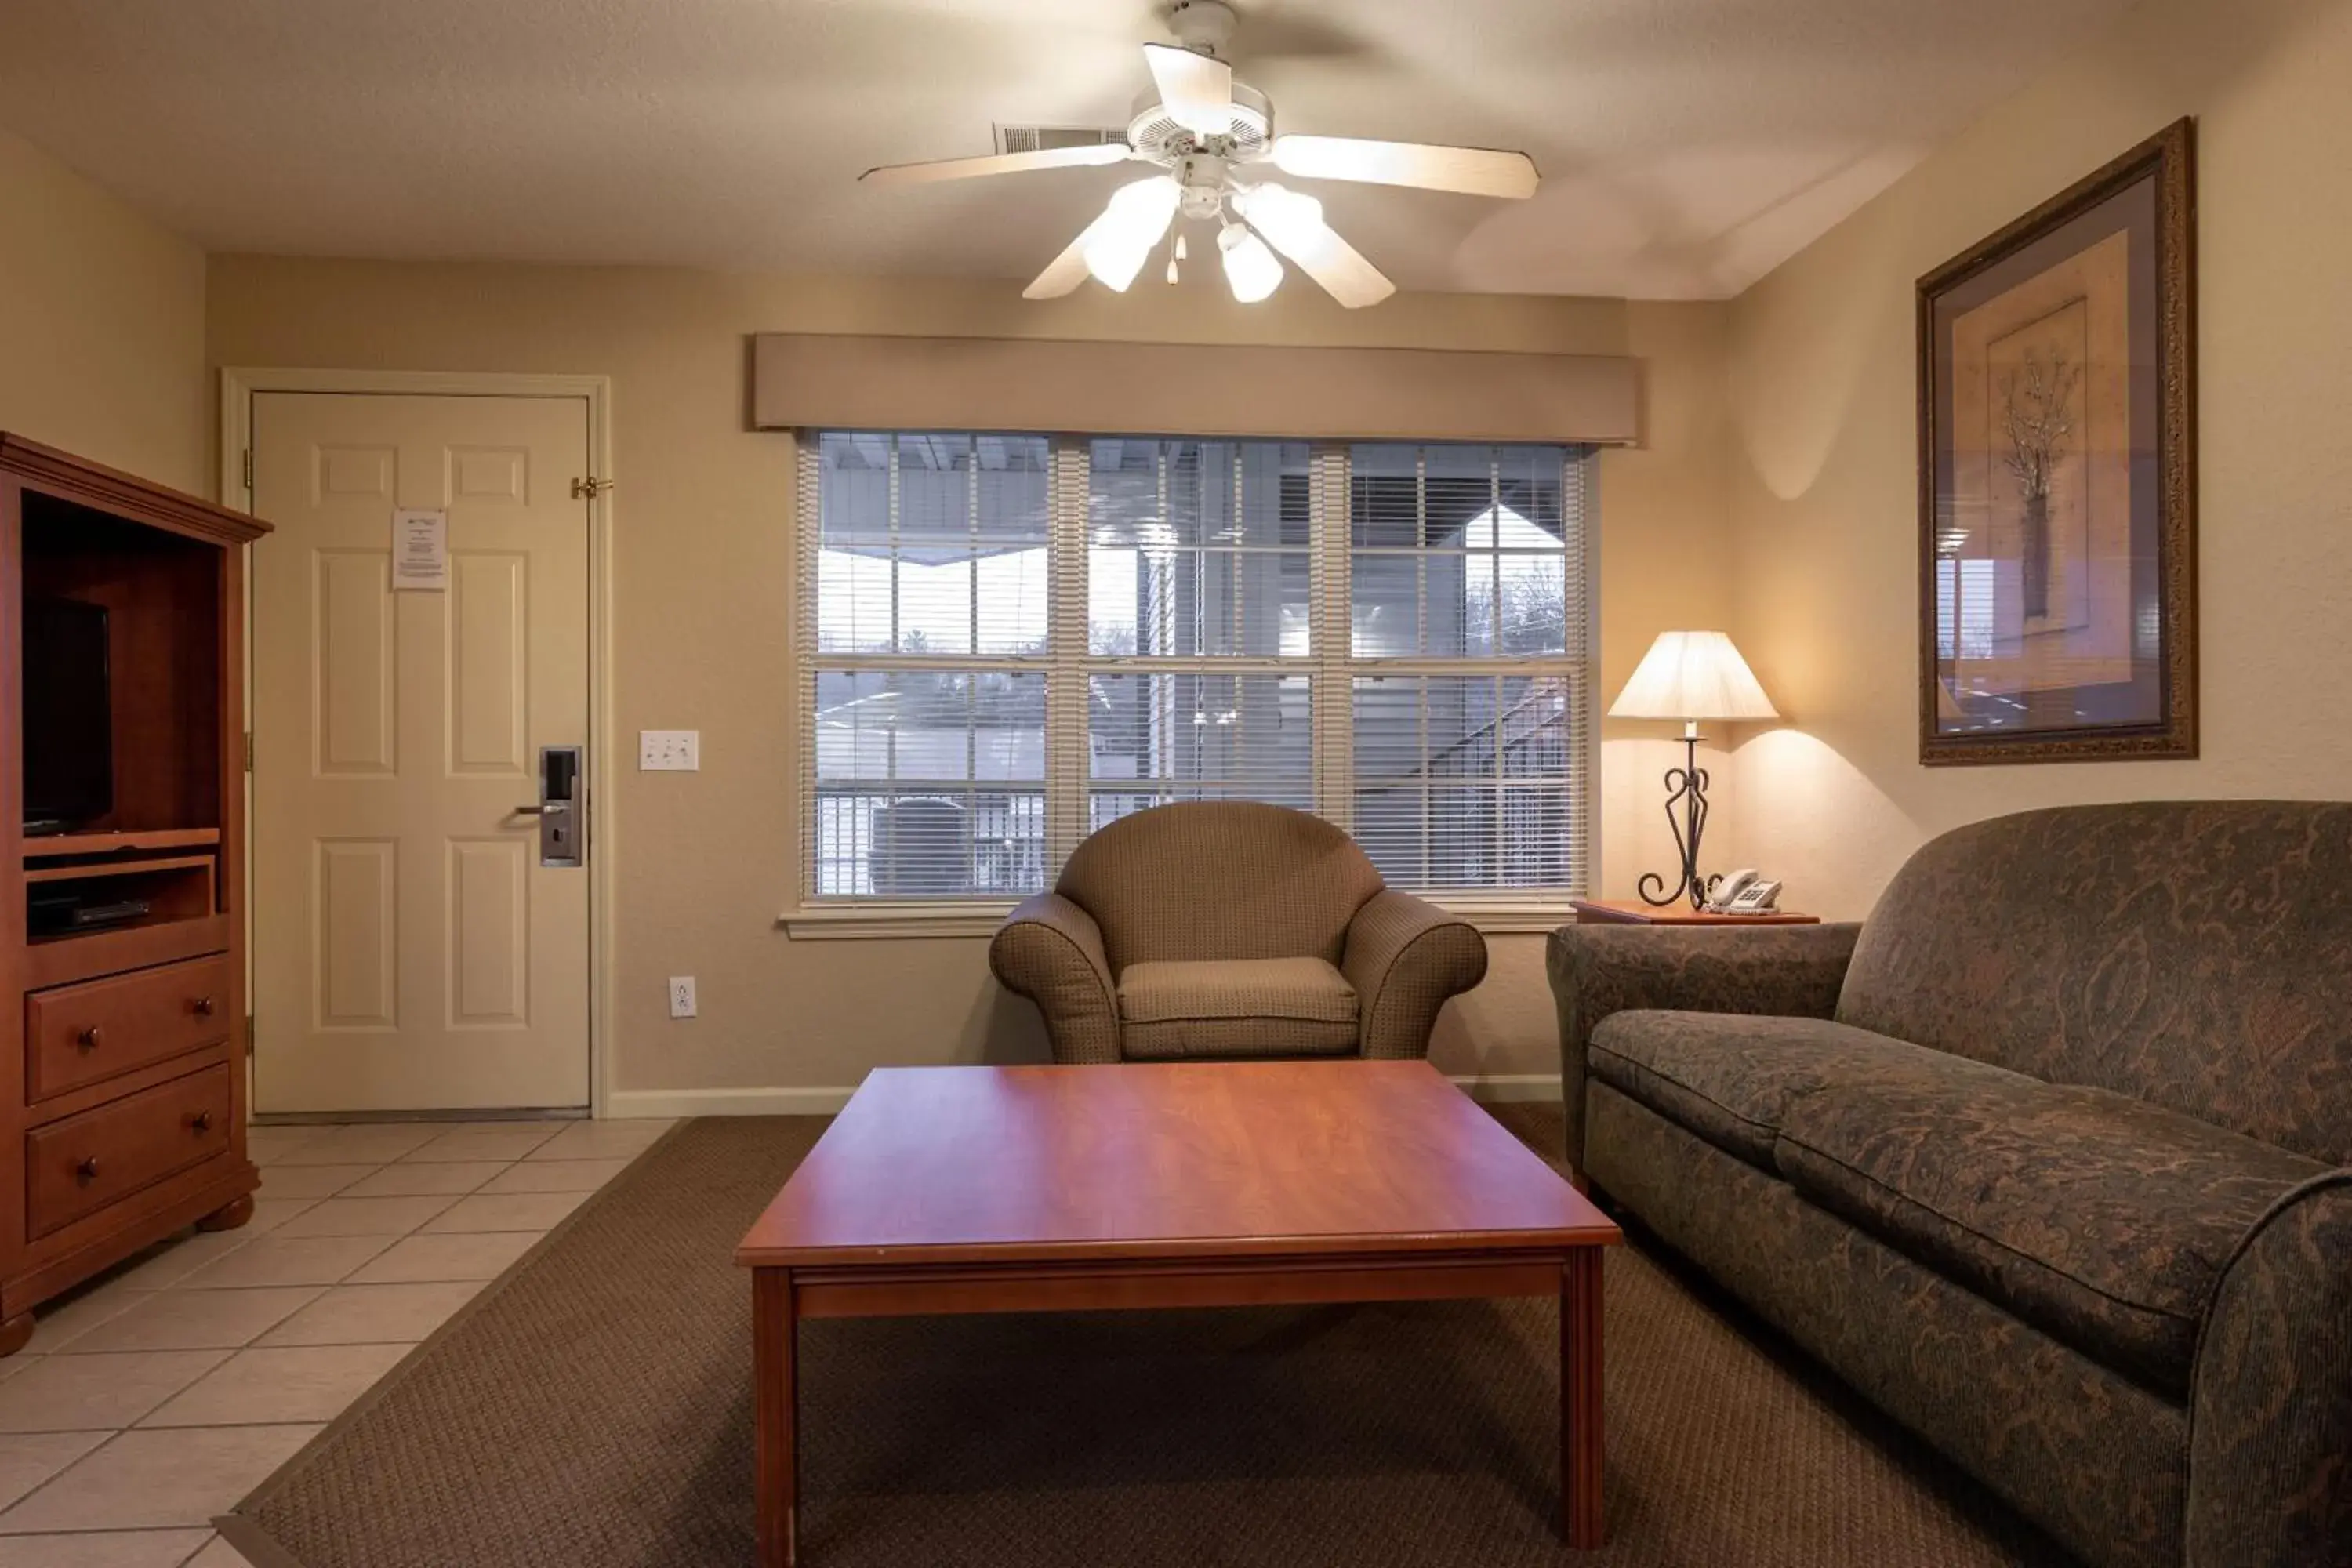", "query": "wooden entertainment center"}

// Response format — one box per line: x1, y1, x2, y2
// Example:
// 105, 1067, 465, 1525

0, 435, 267, 1354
